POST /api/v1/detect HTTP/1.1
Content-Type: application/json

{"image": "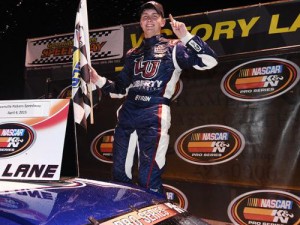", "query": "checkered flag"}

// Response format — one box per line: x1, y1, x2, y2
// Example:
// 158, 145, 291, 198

72, 0, 95, 128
